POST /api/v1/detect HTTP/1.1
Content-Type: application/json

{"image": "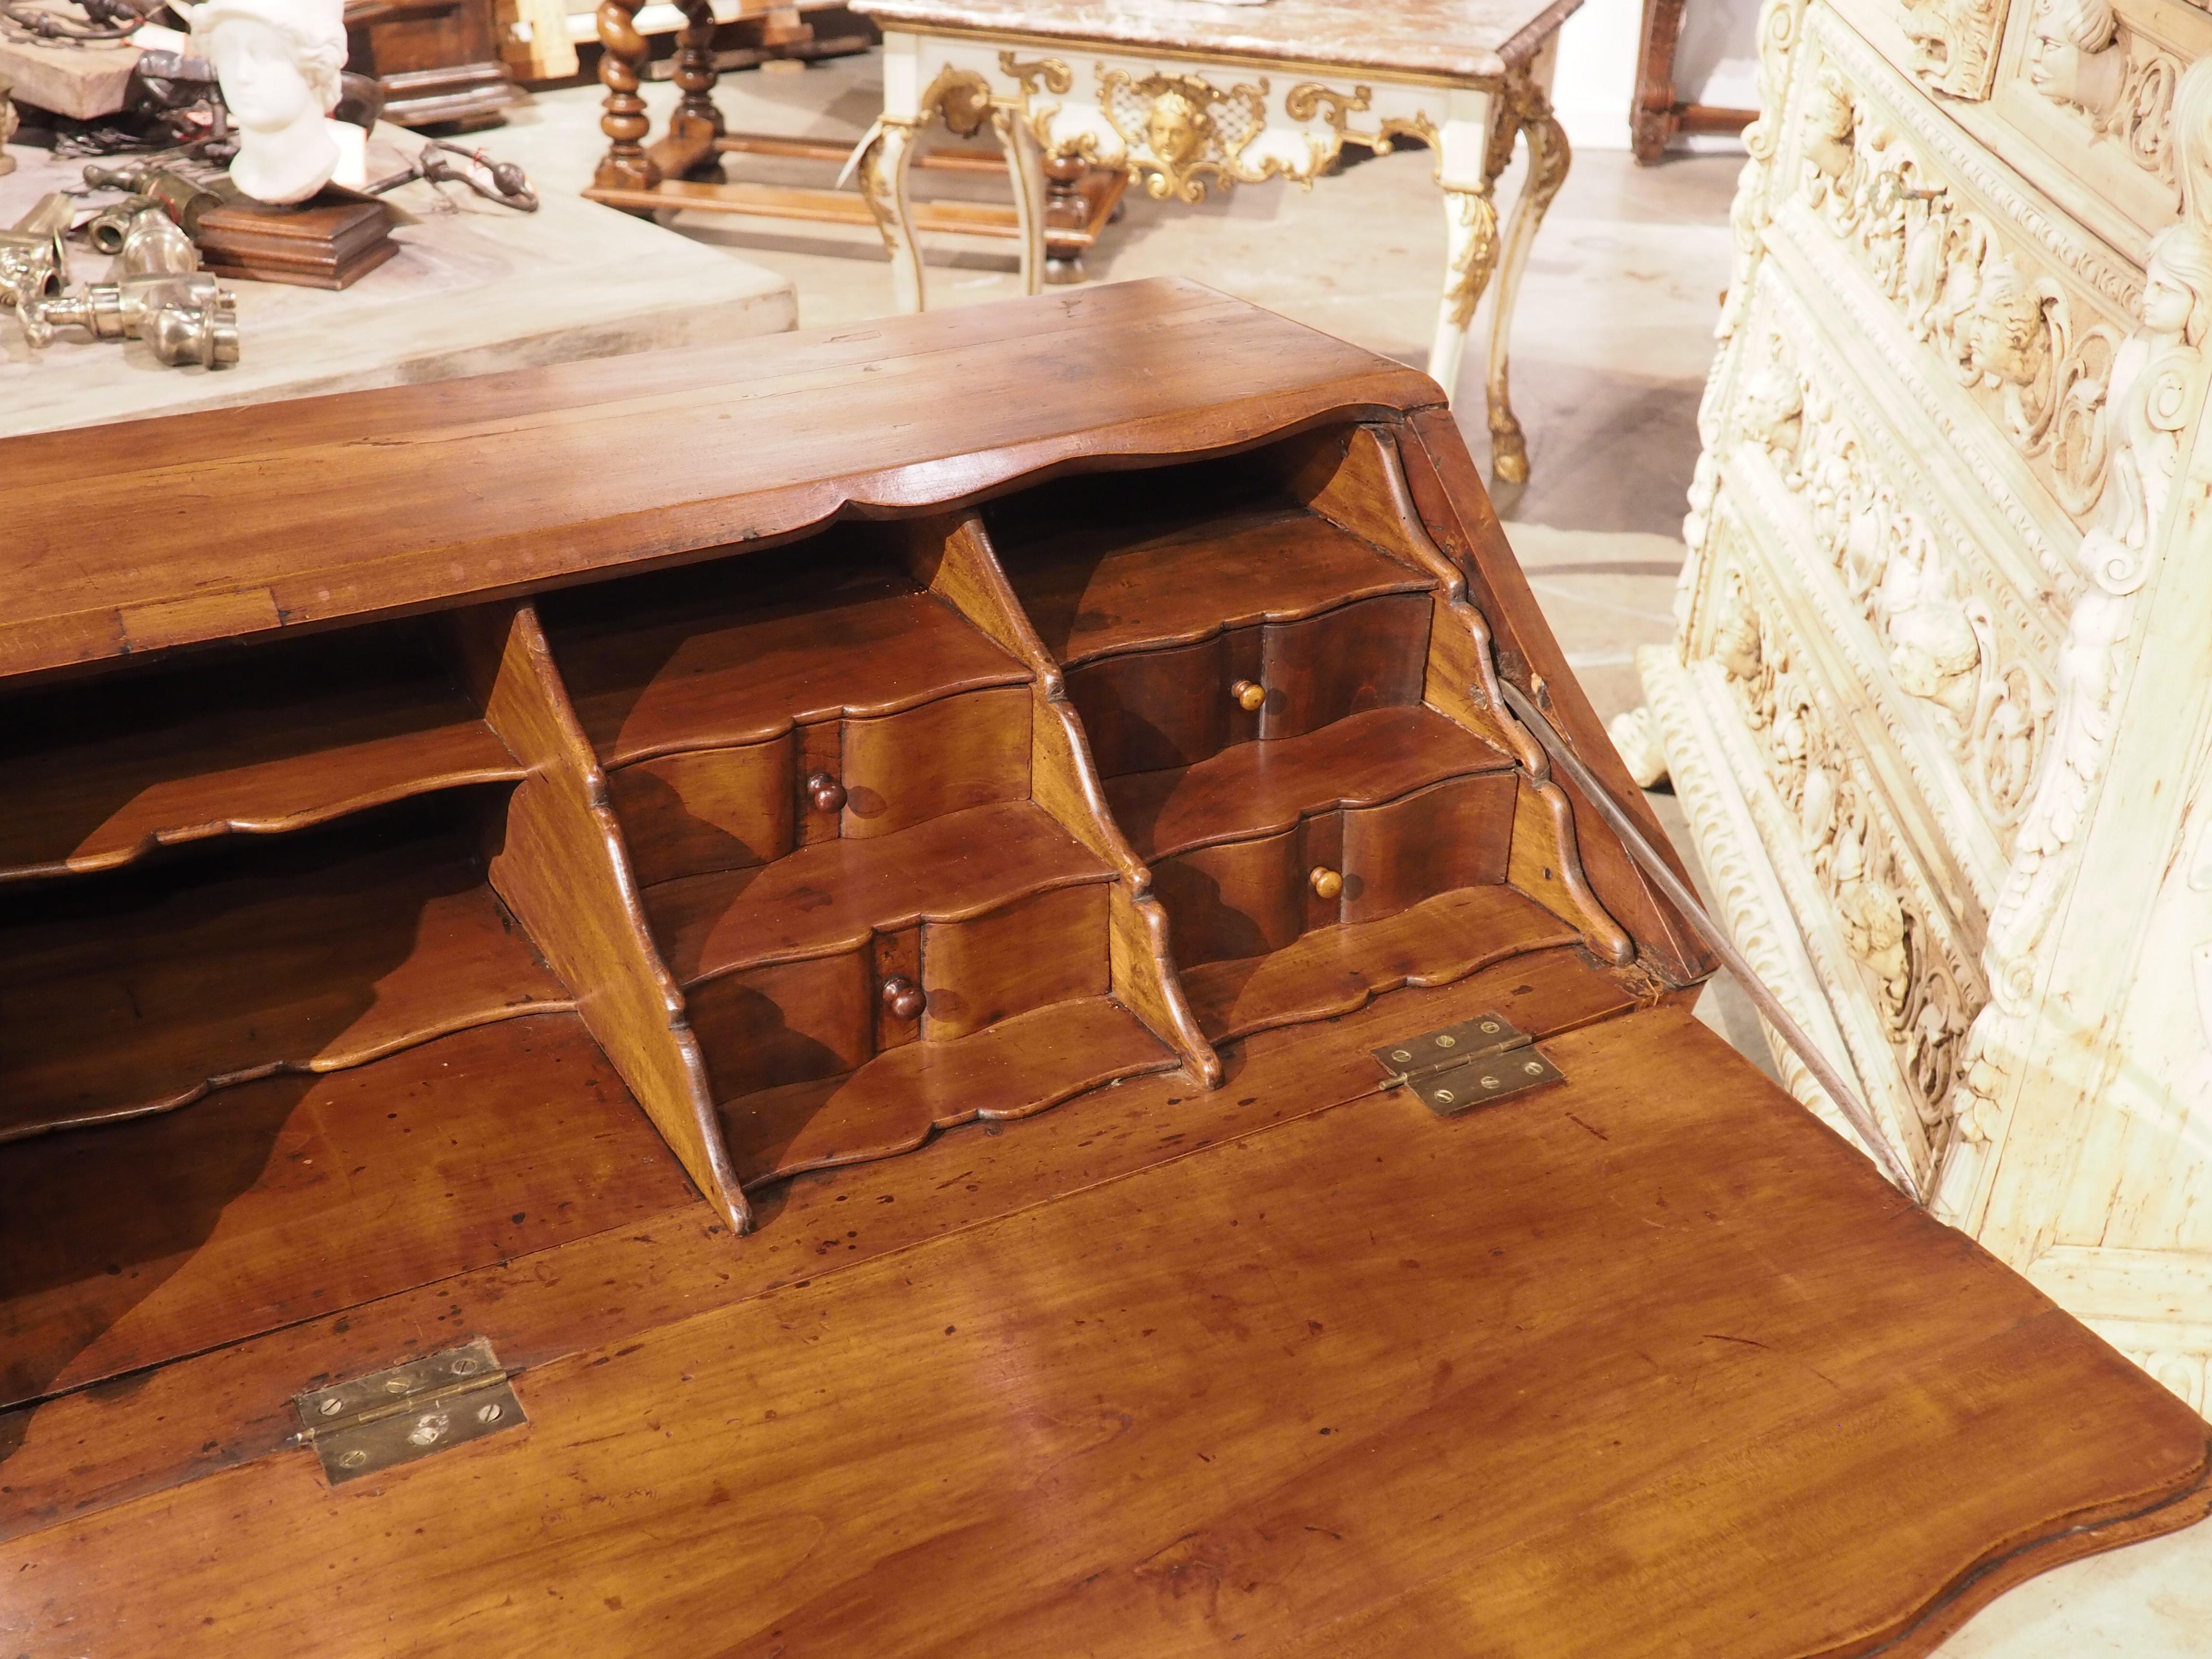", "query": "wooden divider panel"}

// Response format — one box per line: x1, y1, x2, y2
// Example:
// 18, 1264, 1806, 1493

453, 601, 750, 1233
903, 512, 1221, 1086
